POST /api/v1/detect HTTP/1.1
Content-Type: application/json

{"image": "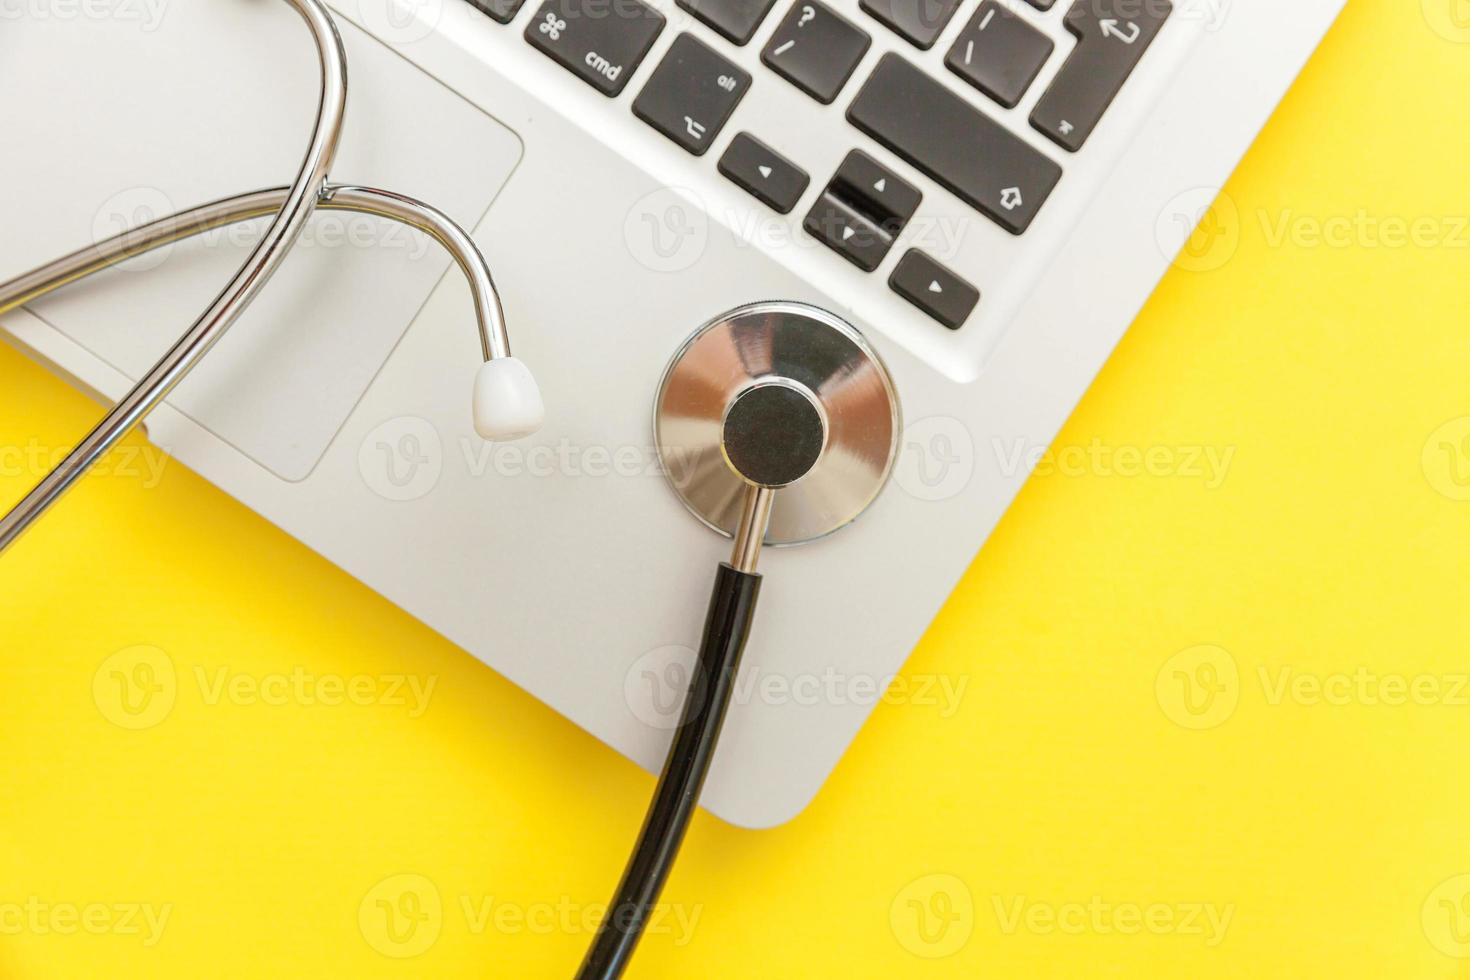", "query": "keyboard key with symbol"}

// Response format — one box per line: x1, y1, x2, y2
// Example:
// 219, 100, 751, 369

525, 0, 665, 97
828, 149, 920, 231
1031, 0, 1172, 151
945, 1, 1054, 108
860, 0, 961, 50
762, 1, 871, 105
718, 133, 809, 212
848, 53, 1062, 235
889, 249, 978, 328
803, 197, 892, 272
804, 149, 919, 270
633, 34, 750, 154
677, 0, 777, 44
